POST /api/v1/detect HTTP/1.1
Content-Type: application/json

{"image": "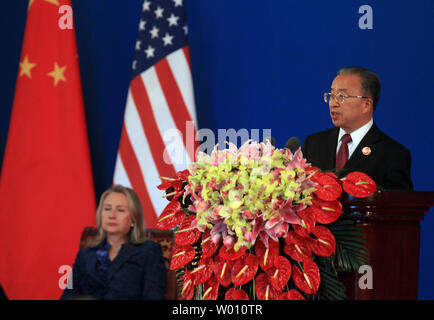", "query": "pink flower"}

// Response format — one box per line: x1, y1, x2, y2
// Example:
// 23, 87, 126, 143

210, 220, 227, 240
211, 205, 224, 219
207, 178, 219, 190
241, 210, 254, 220
288, 149, 308, 170
243, 231, 255, 244
196, 200, 210, 213
266, 221, 289, 241
265, 215, 282, 230
190, 186, 203, 202
211, 232, 222, 244
280, 200, 302, 225
243, 218, 265, 246
223, 235, 235, 248
259, 230, 270, 248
